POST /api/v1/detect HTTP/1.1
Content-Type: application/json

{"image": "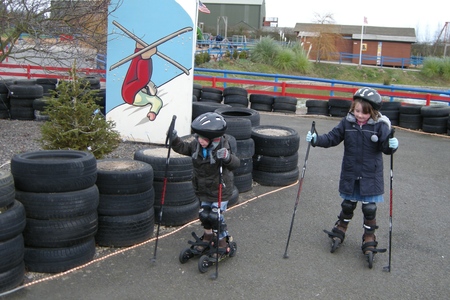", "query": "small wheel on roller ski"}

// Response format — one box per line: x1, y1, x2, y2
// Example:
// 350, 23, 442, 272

228, 241, 237, 257
198, 255, 210, 273
330, 239, 340, 253
366, 252, 374, 269
179, 247, 194, 264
